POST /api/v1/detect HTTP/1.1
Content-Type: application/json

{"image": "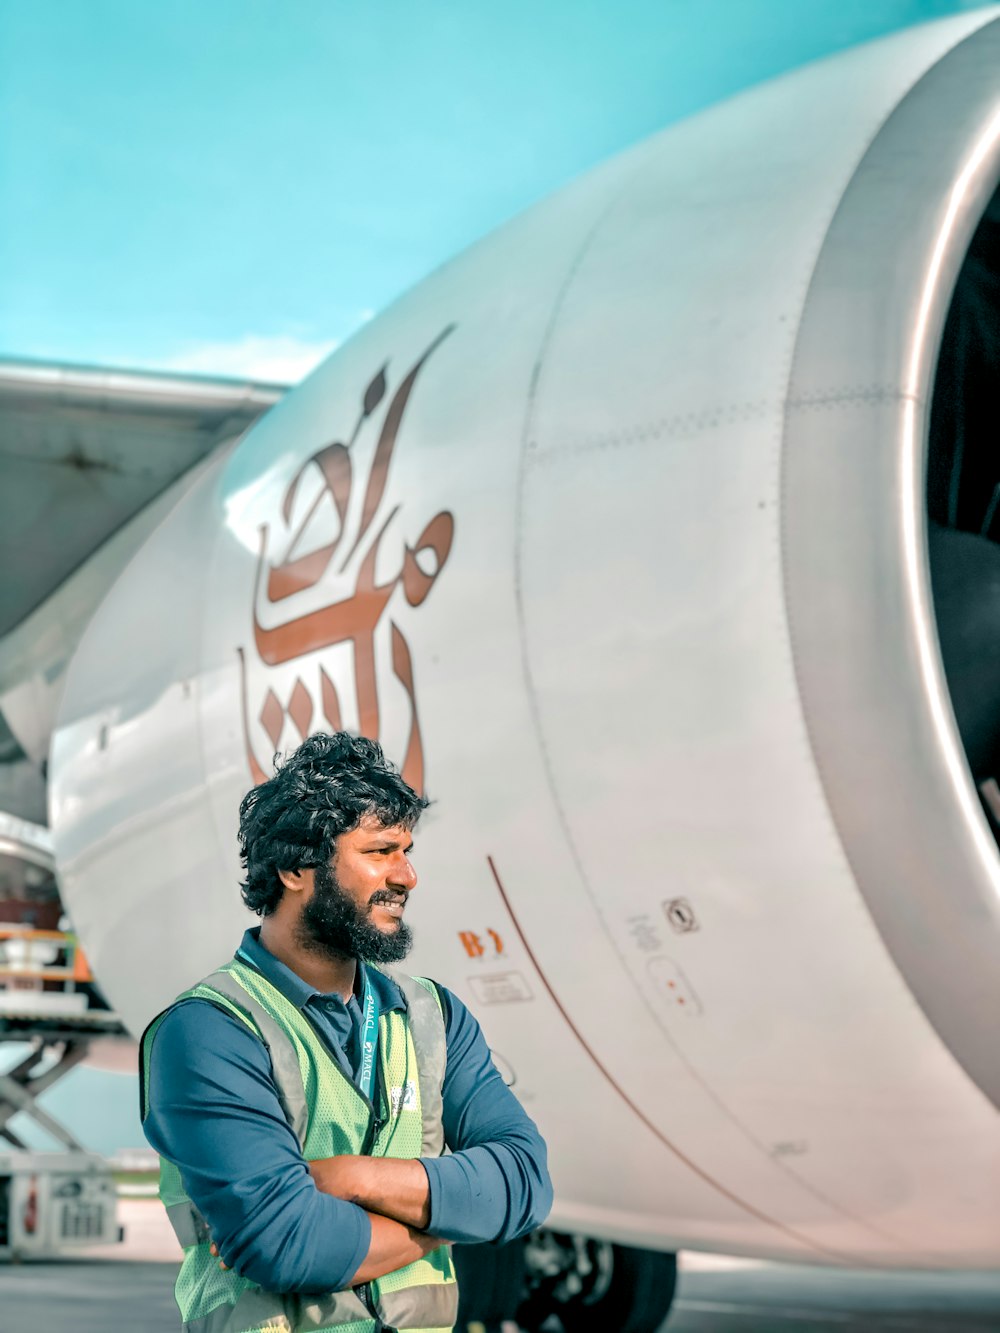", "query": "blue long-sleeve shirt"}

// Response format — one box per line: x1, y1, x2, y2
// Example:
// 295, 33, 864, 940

143, 928, 552, 1293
